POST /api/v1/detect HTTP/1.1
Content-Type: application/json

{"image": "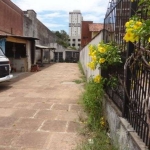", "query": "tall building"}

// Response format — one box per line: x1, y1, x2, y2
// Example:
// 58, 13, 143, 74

68, 10, 83, 50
